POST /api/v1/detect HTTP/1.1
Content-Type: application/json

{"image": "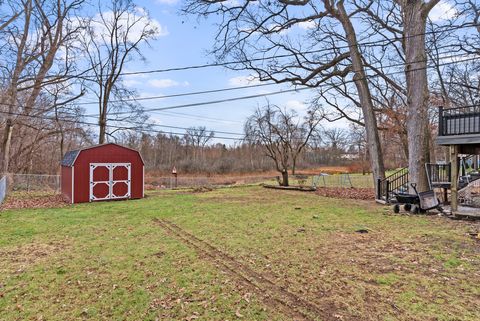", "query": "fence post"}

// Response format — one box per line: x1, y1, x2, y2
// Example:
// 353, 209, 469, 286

438, 106, 444, 136
385, 180, 390, 203
376, 178, 381, 200
0, 176, 6, 205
